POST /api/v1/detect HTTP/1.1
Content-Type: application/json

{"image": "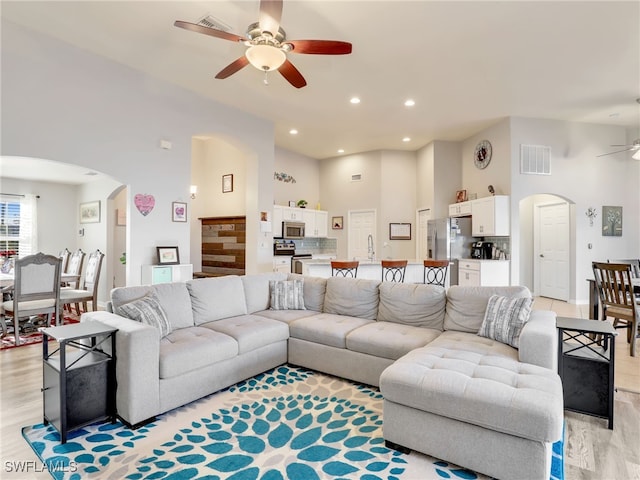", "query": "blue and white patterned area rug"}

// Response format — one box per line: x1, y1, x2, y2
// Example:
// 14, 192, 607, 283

23, 365, 564, 480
